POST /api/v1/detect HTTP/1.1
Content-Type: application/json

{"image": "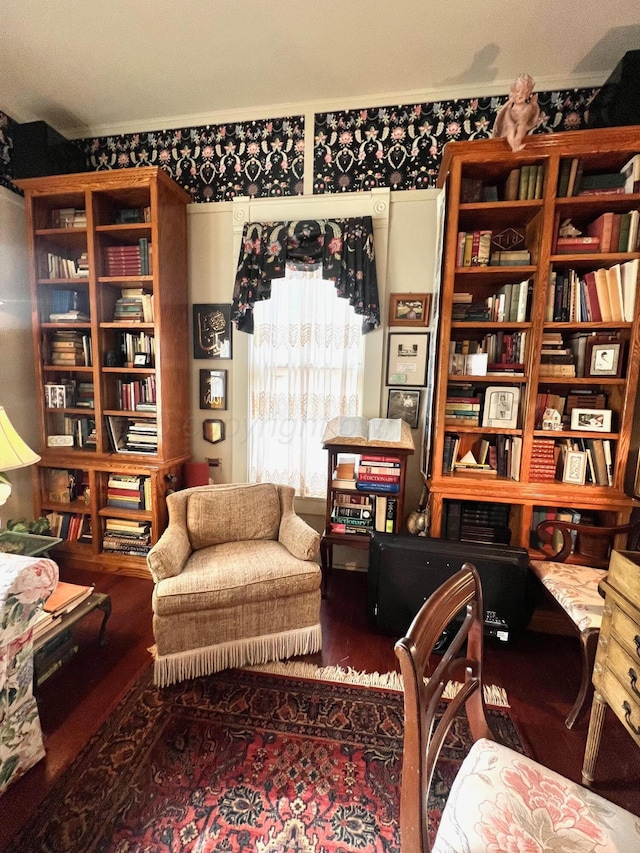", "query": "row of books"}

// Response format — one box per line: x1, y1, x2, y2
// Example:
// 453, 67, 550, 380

47, 329, 92, 367
103, 518, 152, 555
117, 330, 155, 367
331, 453, 402, 494
50, 207, 87, 228
329, 491, 398, 536
107, 473, 152, 510
584, 210, 640, 254
504, 164, 545, 201
557, 154, 640, 198
116, 376, 157, 412
104, 239, 151, 276
45, 510, 91, 541
546, 261, 638, 324
113, 287, 154, 322
529, 506, 601, 552
45, 251, 89, 280
452, 280, 531, 323
49, 288, 89, 316
113, 206, 151, 224
442, 434, 522, 480
455, 230, 492, 267
449, 330, 527, 374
